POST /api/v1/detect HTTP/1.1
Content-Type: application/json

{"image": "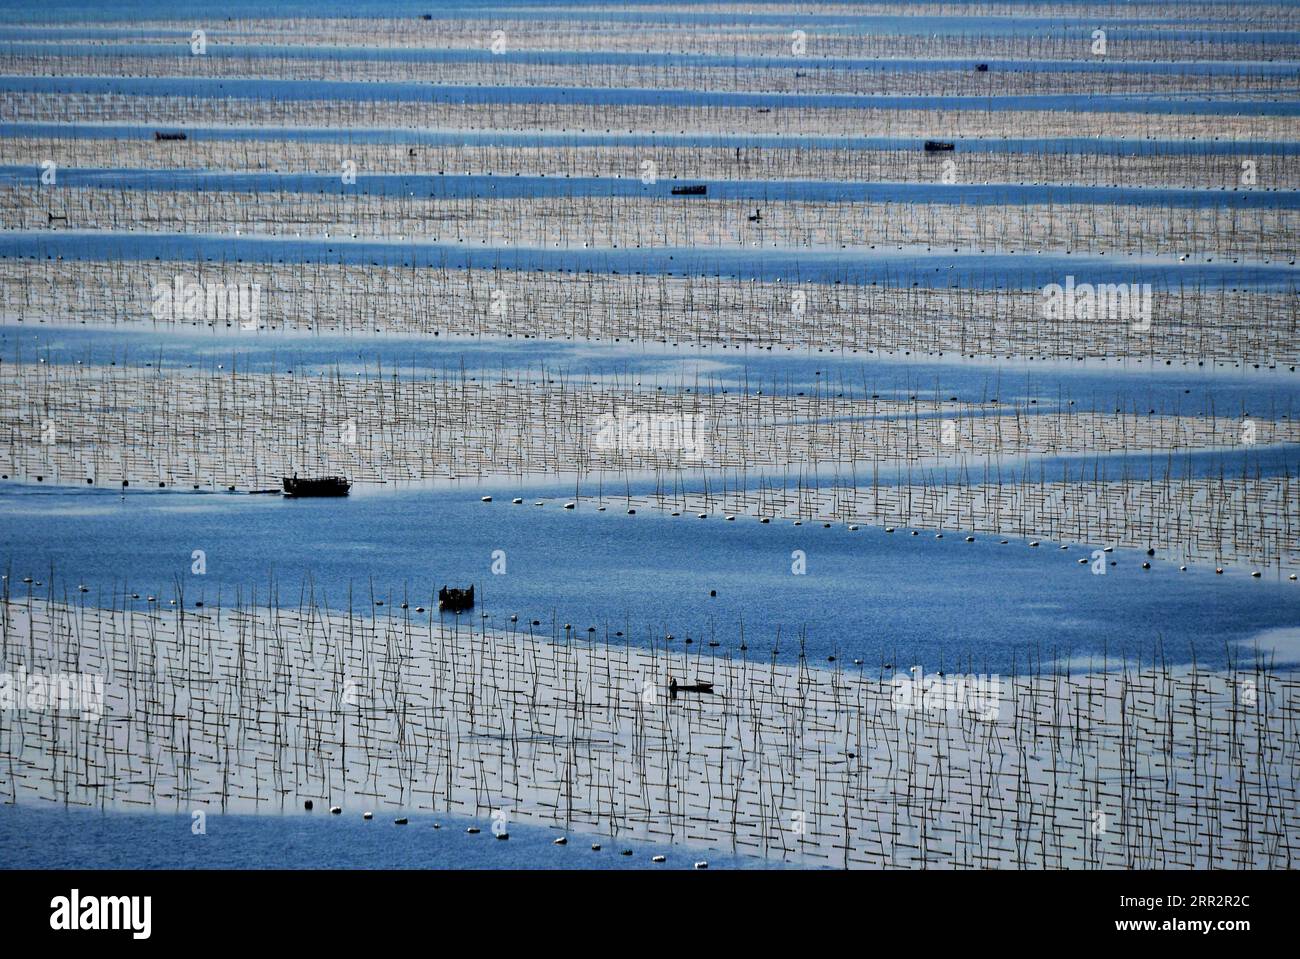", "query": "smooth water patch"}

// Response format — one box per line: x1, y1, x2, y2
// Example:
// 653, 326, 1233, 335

0, 805, 776, 869
0, 483, 1295, 673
